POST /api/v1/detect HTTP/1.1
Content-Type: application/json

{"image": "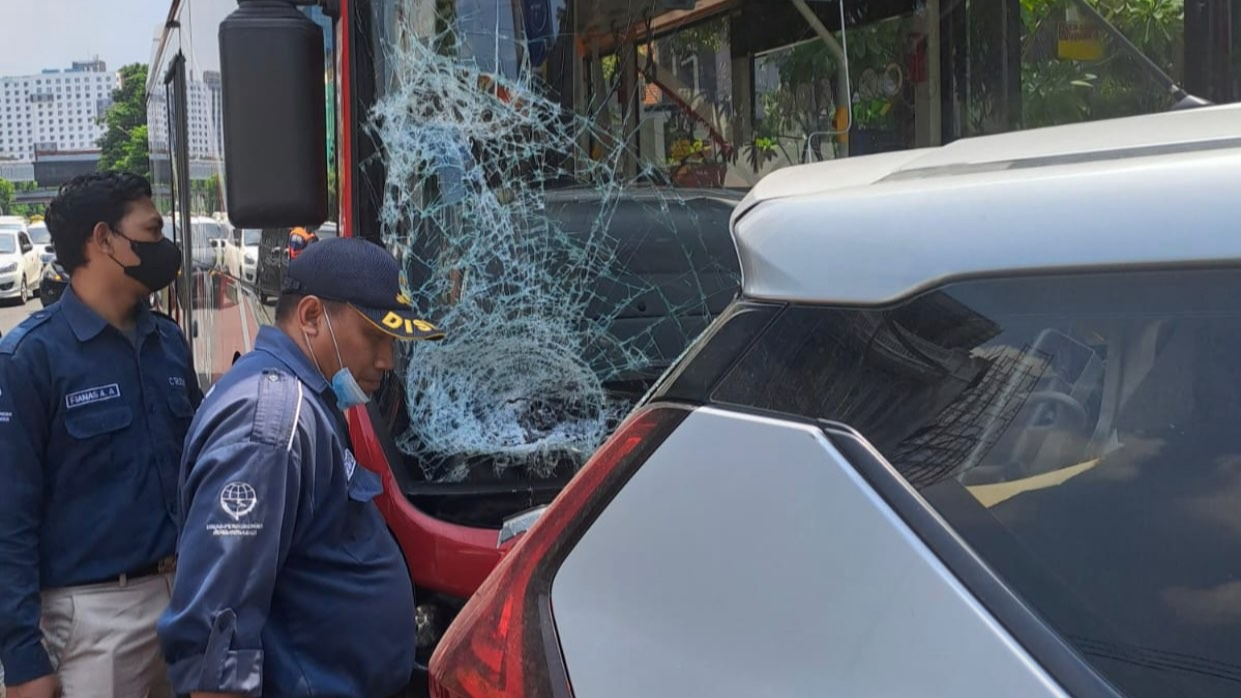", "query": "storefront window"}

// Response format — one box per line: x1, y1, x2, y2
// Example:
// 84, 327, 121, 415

948, 0, 1237, 138
364, 0, 1236, 189
639, 16, 734, 186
